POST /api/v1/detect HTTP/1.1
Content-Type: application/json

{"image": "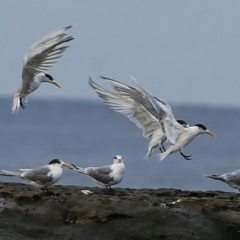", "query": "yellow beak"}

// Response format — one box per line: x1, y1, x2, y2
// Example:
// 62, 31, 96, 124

62, 162, 72, 168
52, 81, 61, 88
207, 131, 216, 137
